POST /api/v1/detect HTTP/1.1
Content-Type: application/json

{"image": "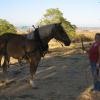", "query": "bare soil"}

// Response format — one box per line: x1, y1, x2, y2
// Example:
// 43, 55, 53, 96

0, 47, 100, 100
